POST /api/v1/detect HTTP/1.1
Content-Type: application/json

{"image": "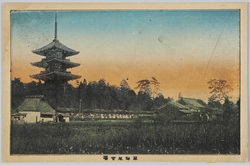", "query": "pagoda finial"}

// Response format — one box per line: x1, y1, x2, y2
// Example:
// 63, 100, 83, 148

54, 13, 57, 41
